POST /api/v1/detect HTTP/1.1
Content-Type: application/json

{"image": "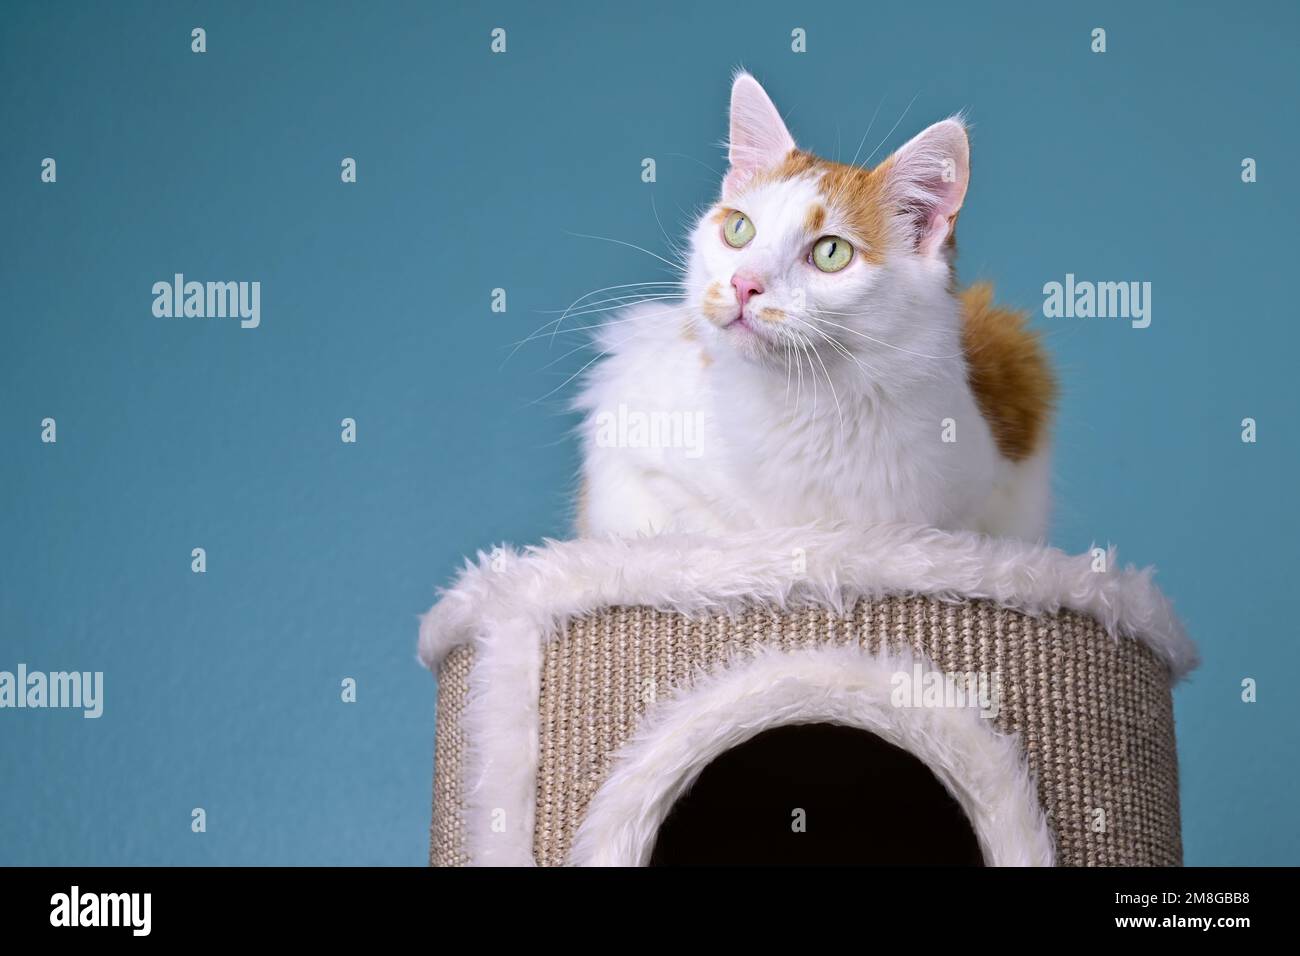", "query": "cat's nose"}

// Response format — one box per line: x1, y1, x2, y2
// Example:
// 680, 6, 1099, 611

730, 272, 764, 307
